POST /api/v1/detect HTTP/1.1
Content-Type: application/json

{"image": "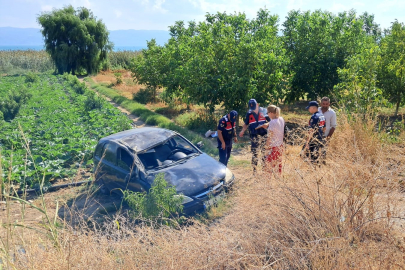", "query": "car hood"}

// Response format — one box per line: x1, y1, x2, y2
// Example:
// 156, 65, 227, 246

144, 153, 226, 196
